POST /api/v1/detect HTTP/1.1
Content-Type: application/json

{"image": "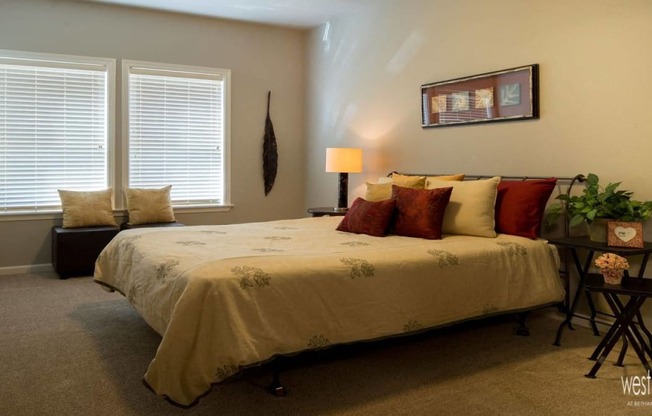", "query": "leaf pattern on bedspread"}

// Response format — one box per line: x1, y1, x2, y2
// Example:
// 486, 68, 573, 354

497, 241, 527, 257
155, 260, 180, 281
307, 335, 331, 348
264, 236, 292, 241
199, 230, 226, 235
120, 234, 142, 249
427, 249, 460, 268
274, 226, 298, 230
340, 257, 375, 279
251, 248, 285, 253
215, 364, 239, 379
341, 241, 370, 247
176, 240, 206, 247
403, 320, 424, 333
232, 266, 272, 289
